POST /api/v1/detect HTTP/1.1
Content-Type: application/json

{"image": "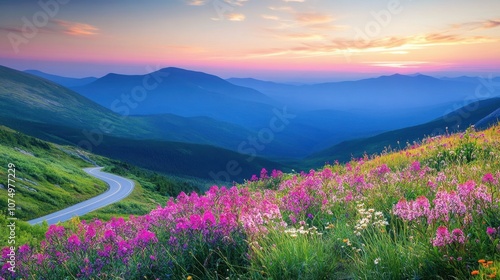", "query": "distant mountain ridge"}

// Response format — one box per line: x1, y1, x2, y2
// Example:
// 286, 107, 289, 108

72, 67, 278, 127
228, 74, 486, 112
305, 97, 500, 167
24, 70, 97, 87
0, 65, 287, 181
